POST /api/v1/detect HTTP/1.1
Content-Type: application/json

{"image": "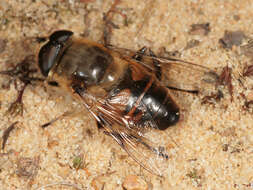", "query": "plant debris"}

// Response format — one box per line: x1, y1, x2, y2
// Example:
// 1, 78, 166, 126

233, 15, 240, 21
188, 23, 210, 36
240, 39, 253, 58
240, 93, 253, 112
243, 64, 253, 77
0, 150, 16, 172
103, 0, 126, 44
158, 47, 182, 58
0, 55, 37, 84
201, 90, 223, 105
0, 55, 43, 116
242, 182, 253, 188
218, 65, 233, 100
2, 121, 18, 150
72, 155, 84, 170
0, 38, 7, 54
222, 144, 229, 152
186, 168, 202, 187
184, 39, 200, 50
219, 30, 246, 49
16, 156, 40, 179
5, 83, 27, 116
230, 141, 243, 154
244, 100, 253, 109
